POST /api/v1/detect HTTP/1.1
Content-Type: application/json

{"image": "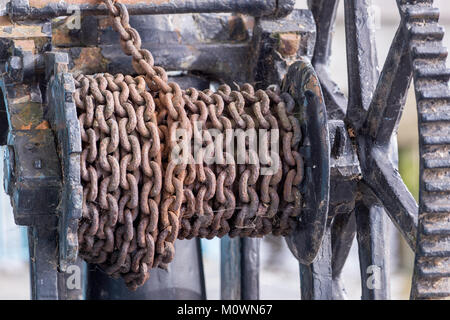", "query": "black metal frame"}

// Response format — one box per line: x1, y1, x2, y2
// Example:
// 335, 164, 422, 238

1, 0, 449, 300
0, 0, 317, 300
307, 0, 450, 299
7, 0, 295, 20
